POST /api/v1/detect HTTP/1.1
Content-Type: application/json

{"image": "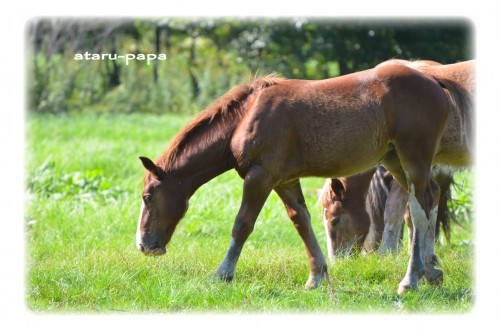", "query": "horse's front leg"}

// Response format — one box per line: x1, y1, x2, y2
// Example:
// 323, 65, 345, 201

213, 165, 275, 283
379, 182, 407, 254
275, 180, 328, 289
